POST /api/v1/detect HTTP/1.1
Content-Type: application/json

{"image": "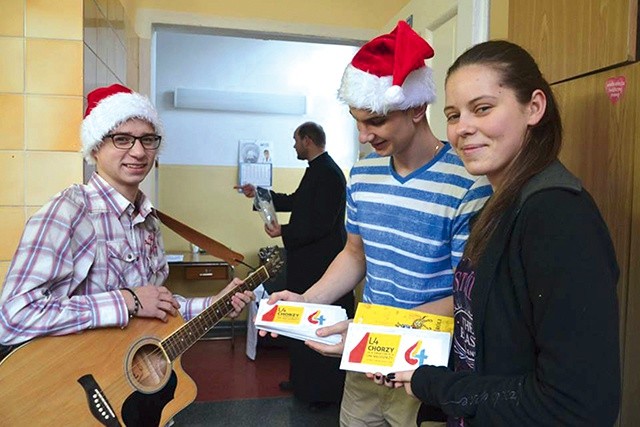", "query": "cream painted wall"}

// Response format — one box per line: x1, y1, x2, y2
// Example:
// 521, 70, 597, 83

159, 164, 349, 280
385, 0, 456, 32
123, 0, 411, 36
